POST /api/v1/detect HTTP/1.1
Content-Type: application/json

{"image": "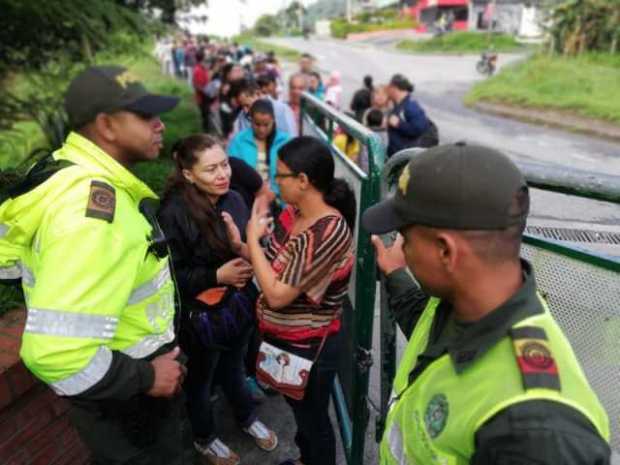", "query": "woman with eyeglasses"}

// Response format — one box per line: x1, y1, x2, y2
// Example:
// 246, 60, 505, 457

227, 98, 290, 199
245, 136, 356, 465
157, 134, 277, 465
